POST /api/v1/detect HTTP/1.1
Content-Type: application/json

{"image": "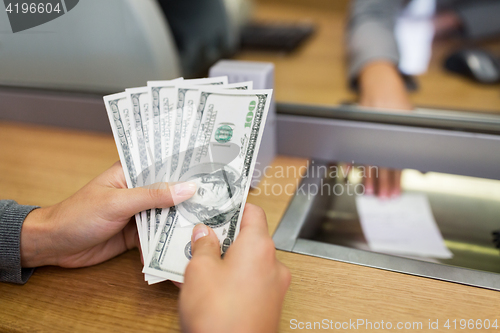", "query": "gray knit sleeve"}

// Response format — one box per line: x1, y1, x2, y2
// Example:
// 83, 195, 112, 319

346, 0, 406, 88
0, 200, 39, 284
